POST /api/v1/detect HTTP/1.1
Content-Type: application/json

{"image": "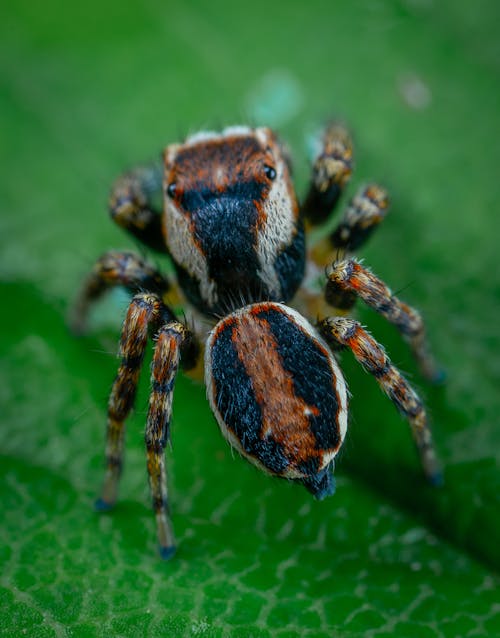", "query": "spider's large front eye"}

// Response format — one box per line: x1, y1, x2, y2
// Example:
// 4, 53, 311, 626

264, 165, 277, 180
166, 183, 177, 198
